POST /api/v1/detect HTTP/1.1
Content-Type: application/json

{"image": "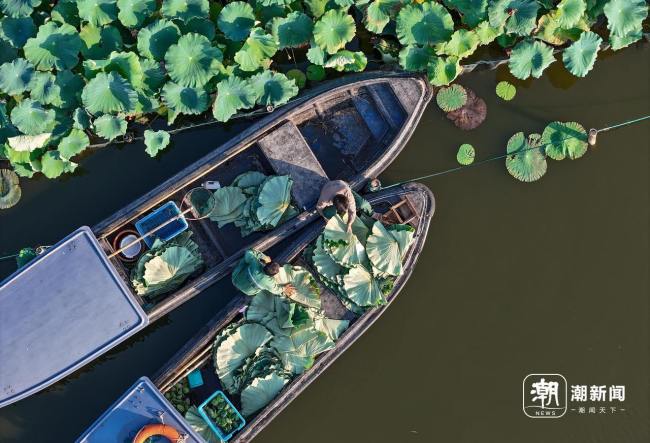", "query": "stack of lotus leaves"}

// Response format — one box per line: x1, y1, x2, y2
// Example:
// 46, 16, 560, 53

209, 171, 298, 237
